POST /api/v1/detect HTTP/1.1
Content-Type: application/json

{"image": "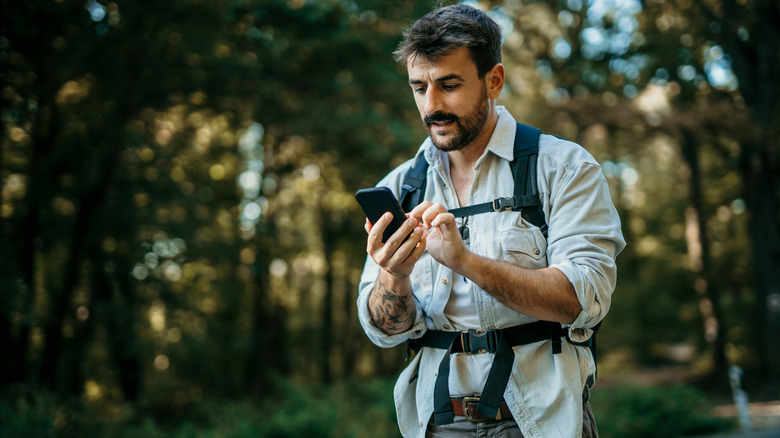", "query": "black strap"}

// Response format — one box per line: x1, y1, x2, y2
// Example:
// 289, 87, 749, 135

411, 321, 570, 425
399, 154, 428, 214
